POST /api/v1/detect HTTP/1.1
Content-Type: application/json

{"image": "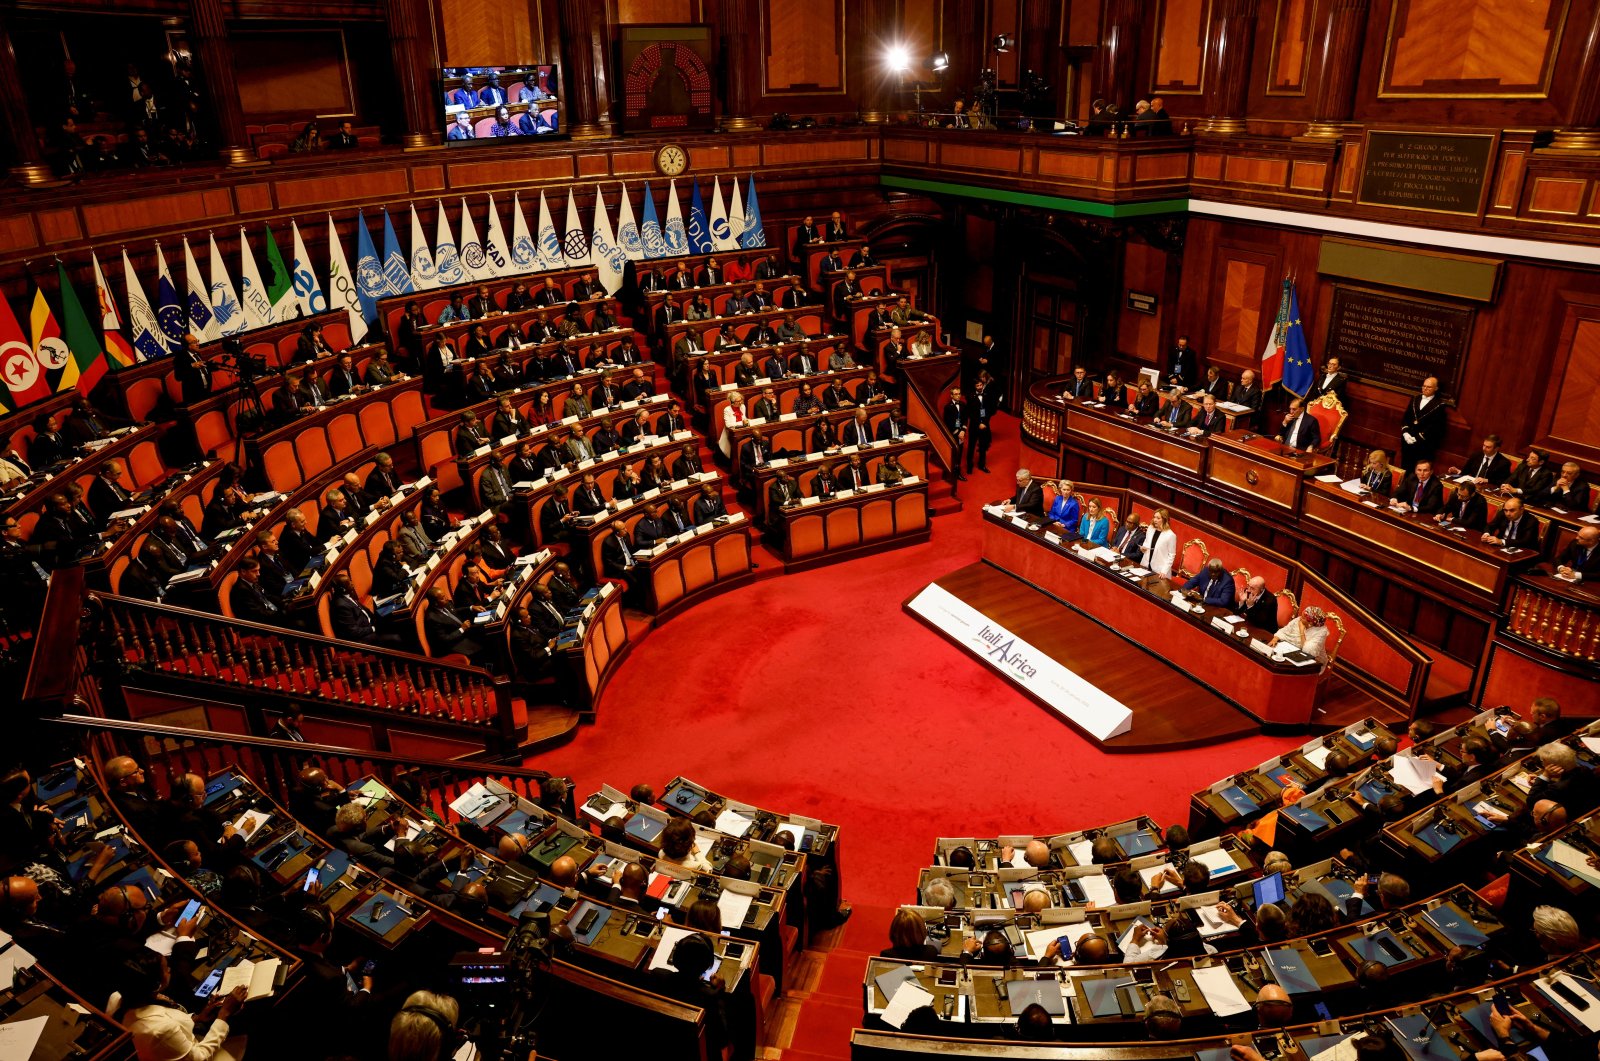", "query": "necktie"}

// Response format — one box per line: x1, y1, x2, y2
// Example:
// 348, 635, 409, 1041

1413, 480, 1426, 506
1507, 519, 1519, 541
